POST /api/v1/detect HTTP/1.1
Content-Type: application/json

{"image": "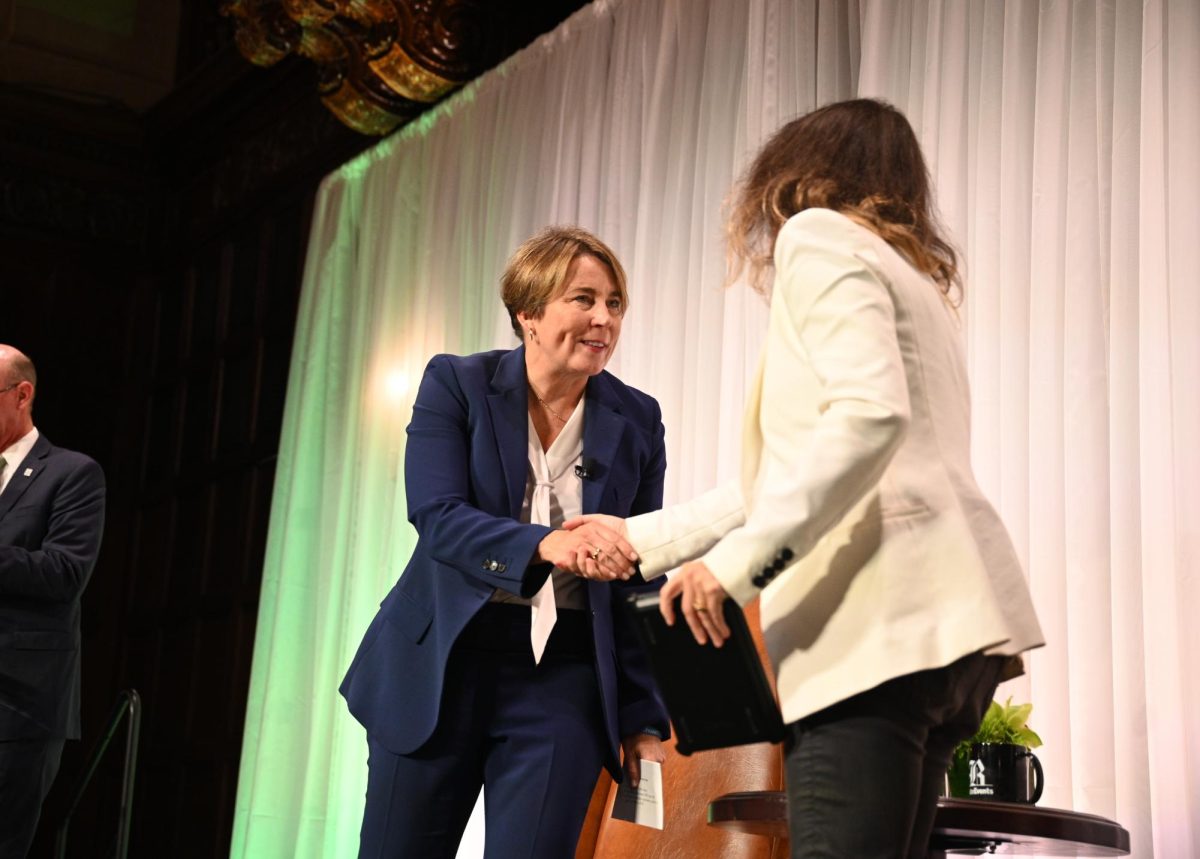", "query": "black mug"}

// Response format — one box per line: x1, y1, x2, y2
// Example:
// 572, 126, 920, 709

967, 743, 1044, 803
